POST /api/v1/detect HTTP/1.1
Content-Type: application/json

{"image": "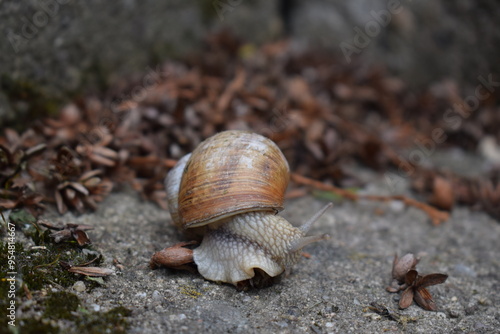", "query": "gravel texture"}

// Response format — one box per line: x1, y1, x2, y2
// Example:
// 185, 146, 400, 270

38, 168, 500, 334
